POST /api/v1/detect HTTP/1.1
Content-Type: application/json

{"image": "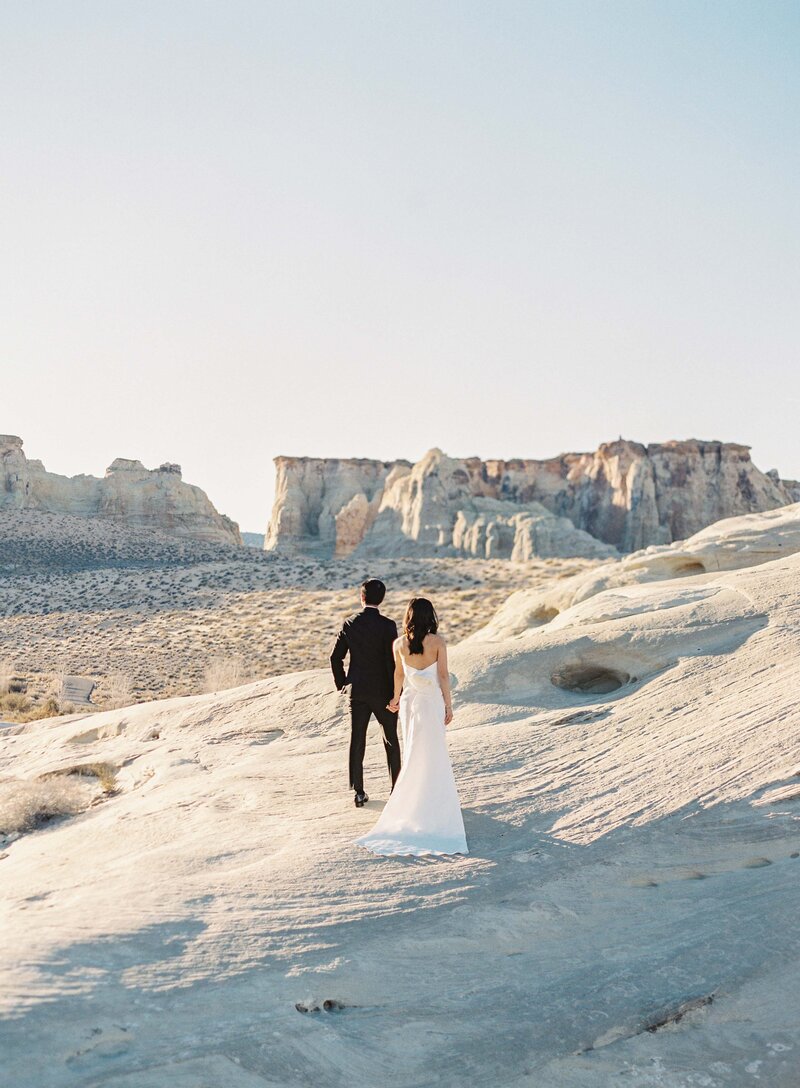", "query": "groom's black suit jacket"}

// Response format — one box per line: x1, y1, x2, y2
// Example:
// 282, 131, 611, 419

330, 607, 397, 704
